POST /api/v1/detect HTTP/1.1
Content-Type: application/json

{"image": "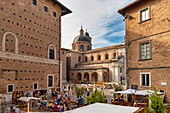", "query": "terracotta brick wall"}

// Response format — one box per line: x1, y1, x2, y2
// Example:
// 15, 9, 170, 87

0, 0, 62, 94
124, 0, 170, 102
